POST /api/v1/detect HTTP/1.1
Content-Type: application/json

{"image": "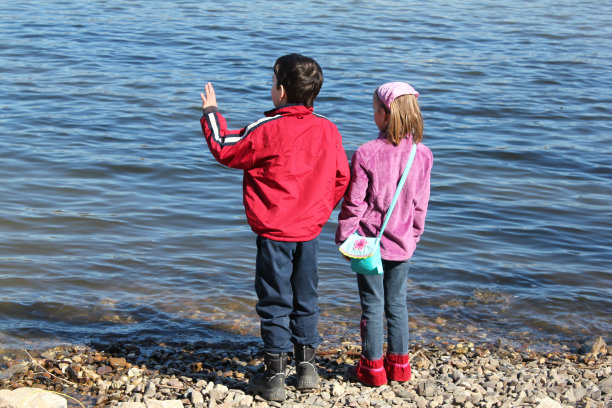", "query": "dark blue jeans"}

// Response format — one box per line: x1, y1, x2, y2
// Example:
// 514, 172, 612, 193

255, 236, 322, 354
357, 260, 410, 361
